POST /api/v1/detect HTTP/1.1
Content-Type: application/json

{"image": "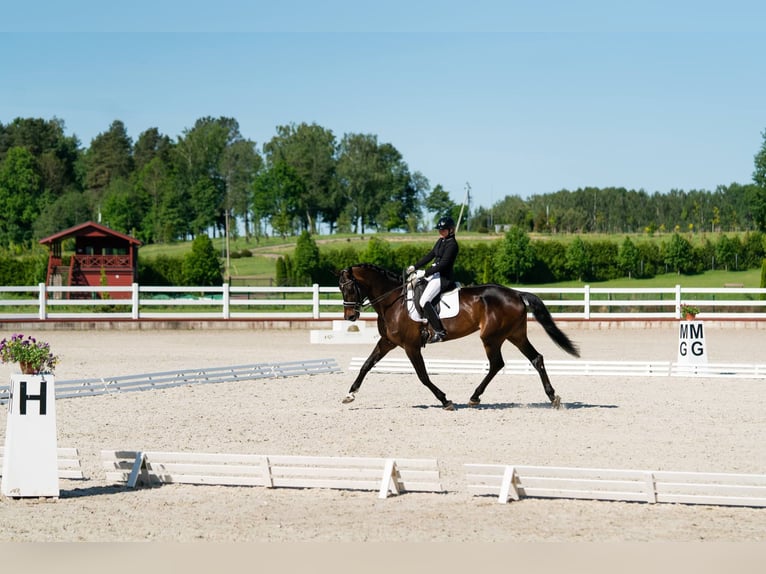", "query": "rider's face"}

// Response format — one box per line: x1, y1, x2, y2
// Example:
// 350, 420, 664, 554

438, 227, 450, 238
